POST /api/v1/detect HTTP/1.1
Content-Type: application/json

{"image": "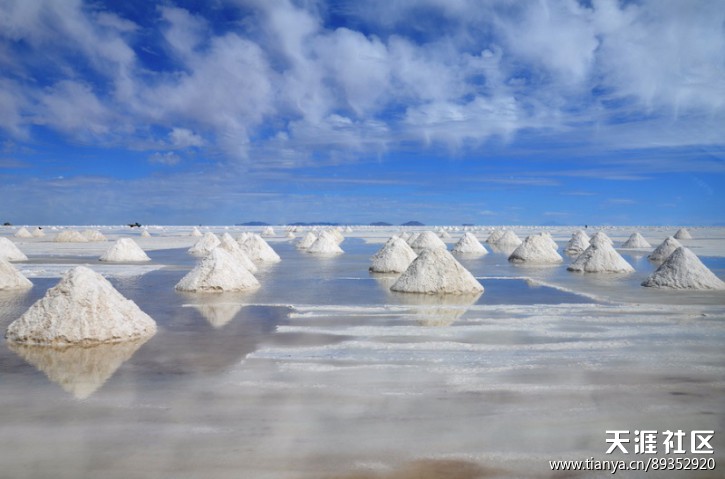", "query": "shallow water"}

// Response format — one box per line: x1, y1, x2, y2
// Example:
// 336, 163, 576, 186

0, 233, 723, 478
